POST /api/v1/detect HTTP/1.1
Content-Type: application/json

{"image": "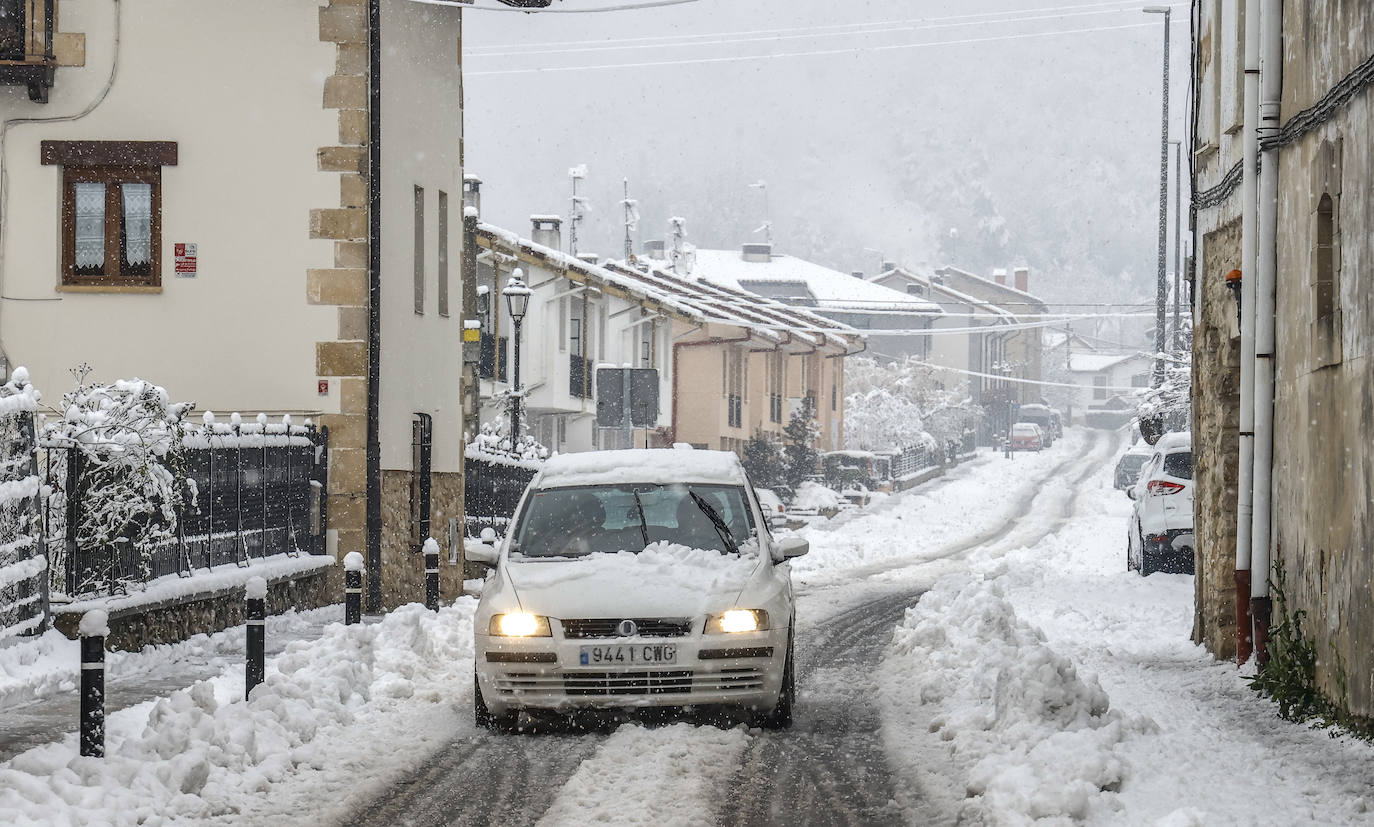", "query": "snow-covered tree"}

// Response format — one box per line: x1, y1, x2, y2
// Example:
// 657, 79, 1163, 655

843, 356, 981, 450
41, 369, 193, 594
466, 416, 548, 464
1136, 323, 1192, 442
741, 430, 786, 489
782, 396, 820, 489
